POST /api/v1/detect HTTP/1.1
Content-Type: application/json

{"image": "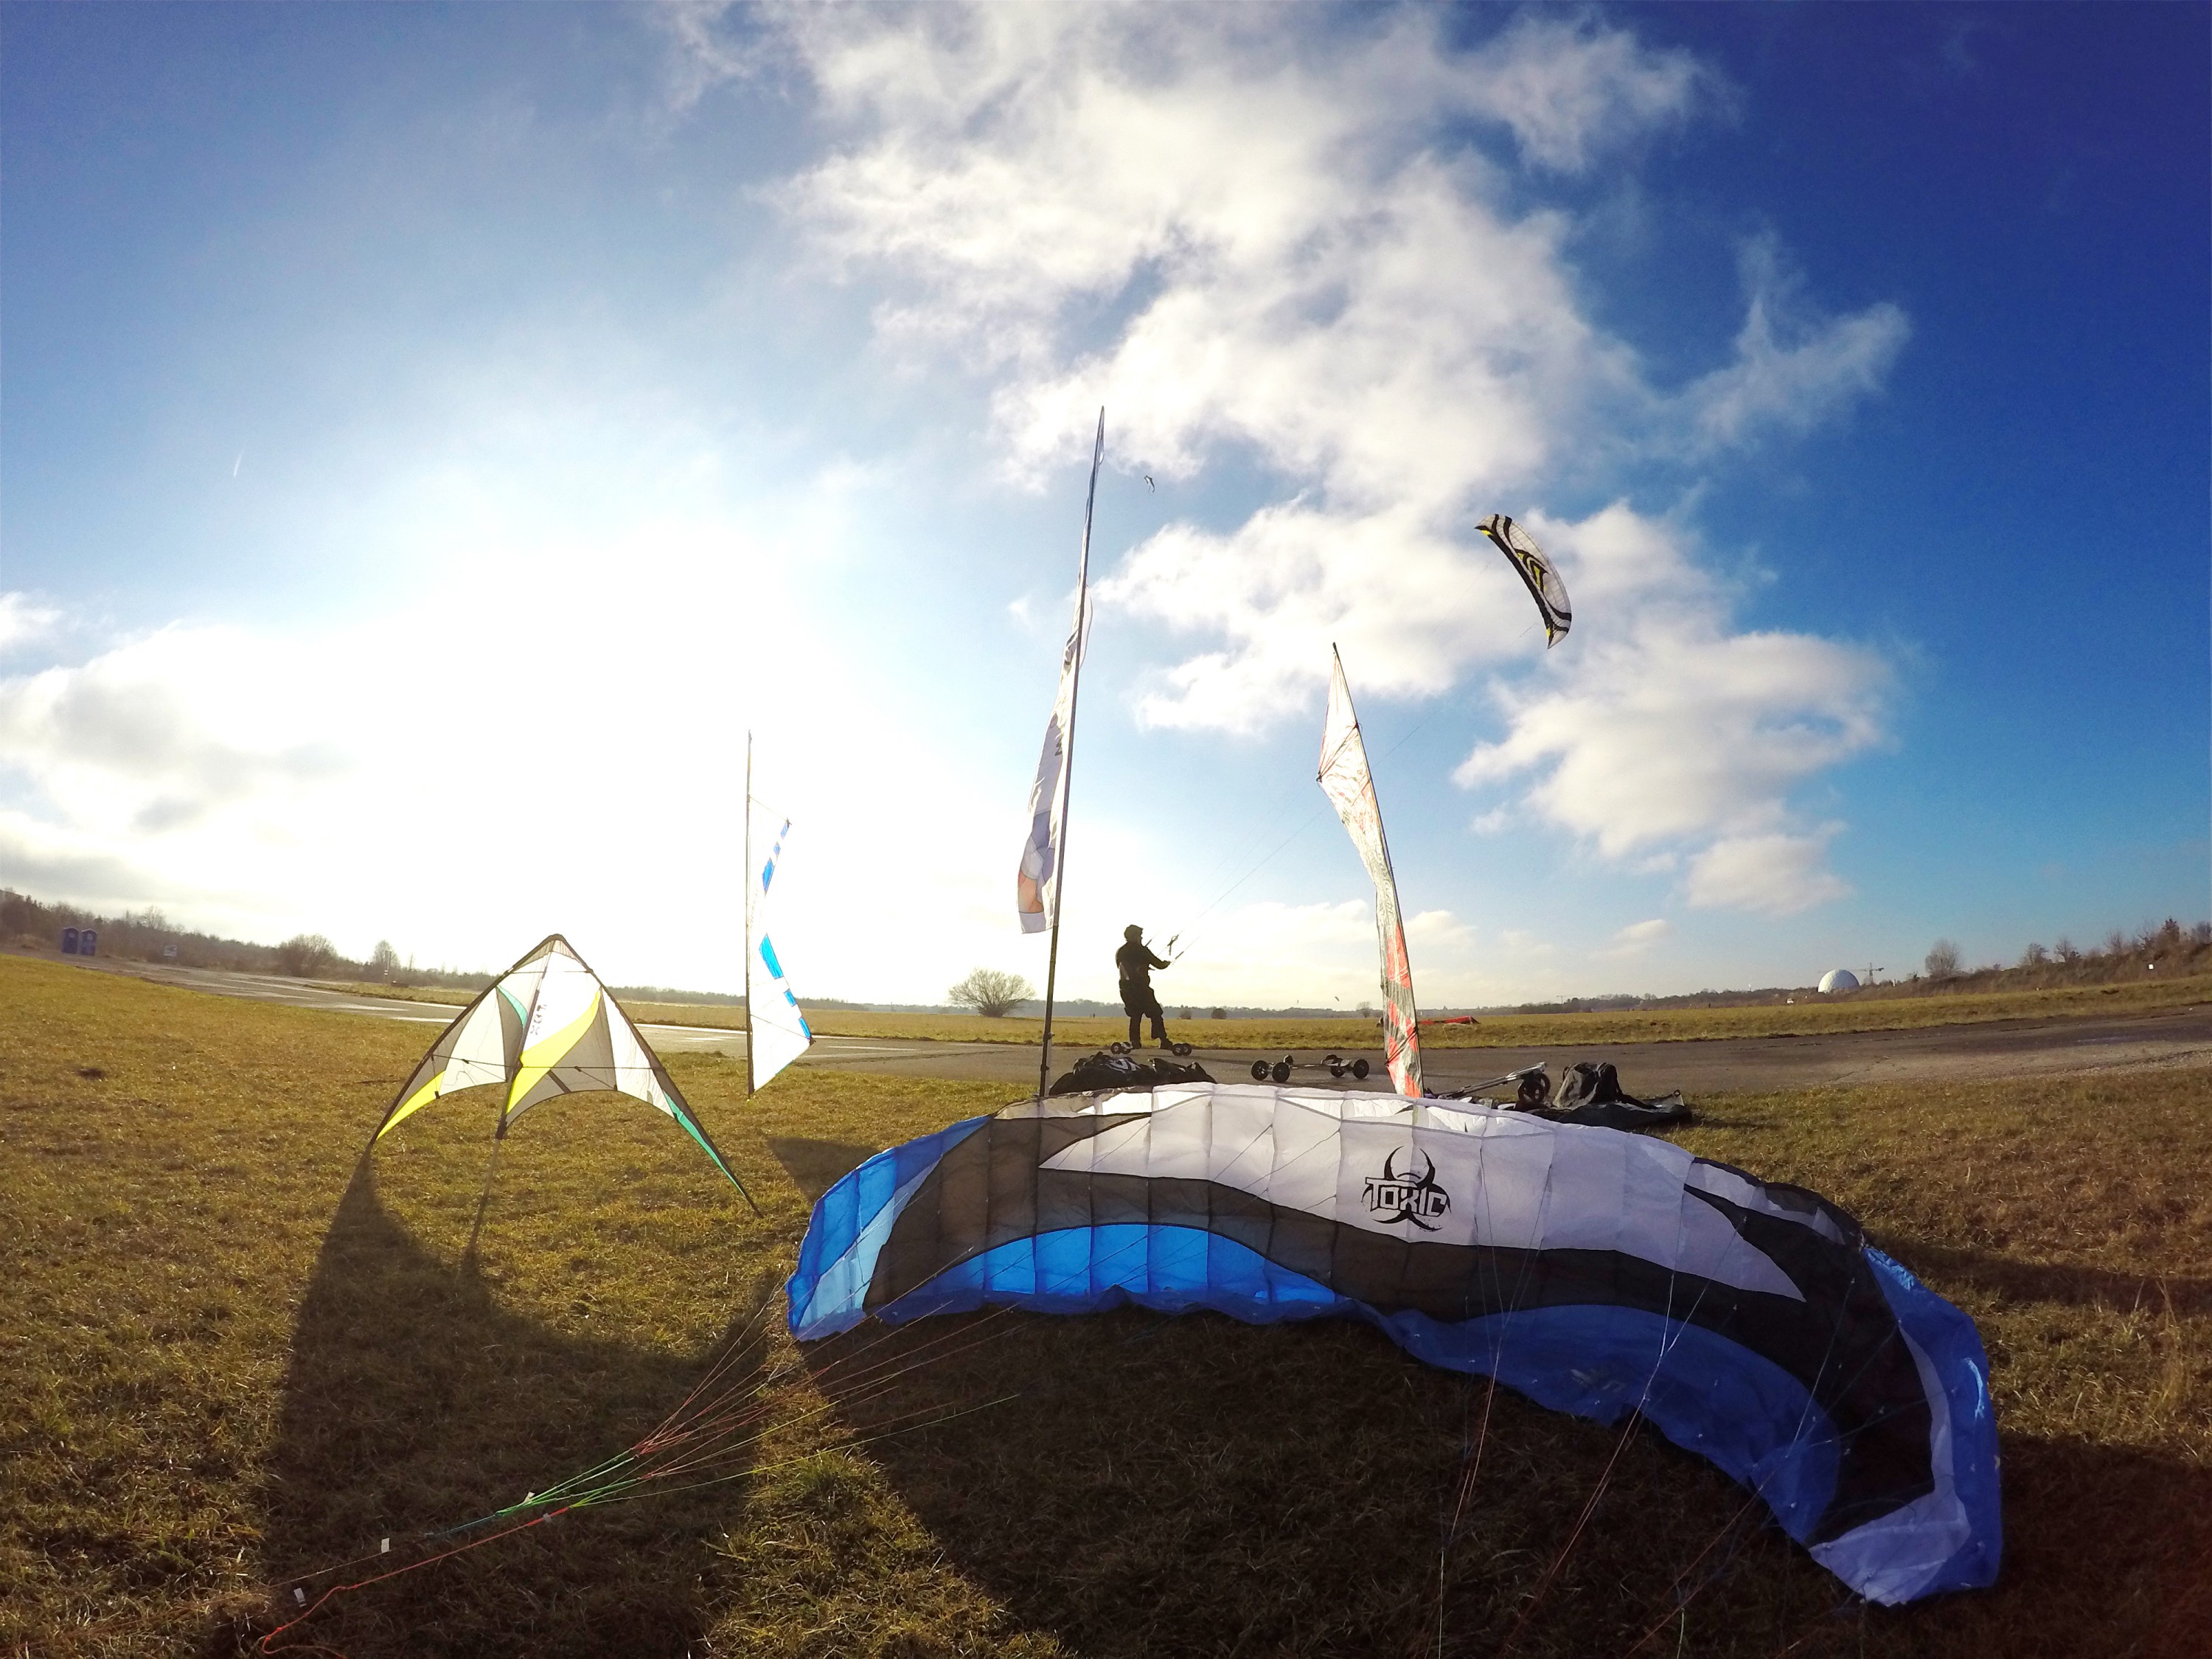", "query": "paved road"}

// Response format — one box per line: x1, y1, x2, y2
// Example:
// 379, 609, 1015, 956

29, 949, 2211, 1096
